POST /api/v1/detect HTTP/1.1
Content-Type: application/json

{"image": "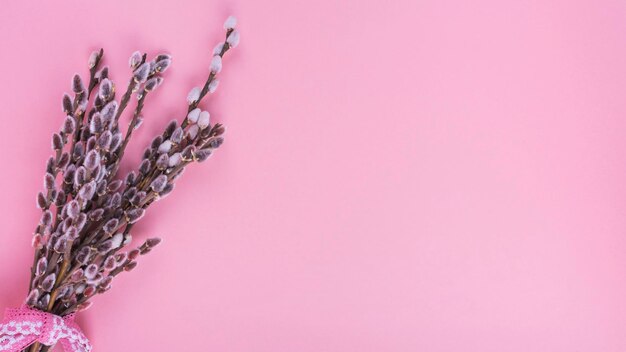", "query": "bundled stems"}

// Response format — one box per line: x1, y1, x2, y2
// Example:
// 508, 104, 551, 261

21, 16, 239, 352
